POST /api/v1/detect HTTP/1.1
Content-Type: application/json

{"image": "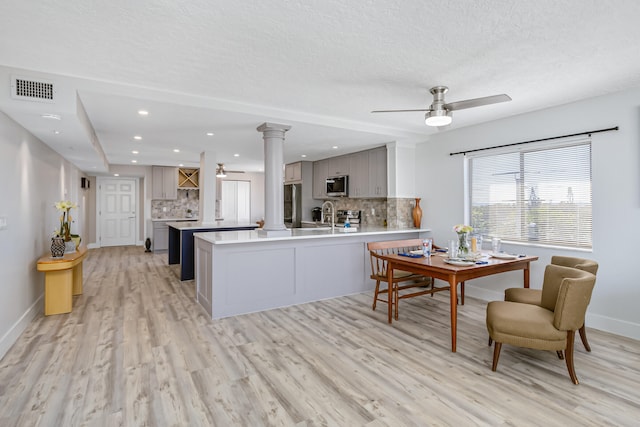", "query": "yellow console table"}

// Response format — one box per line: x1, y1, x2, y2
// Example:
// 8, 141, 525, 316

37, 246, 88, 315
